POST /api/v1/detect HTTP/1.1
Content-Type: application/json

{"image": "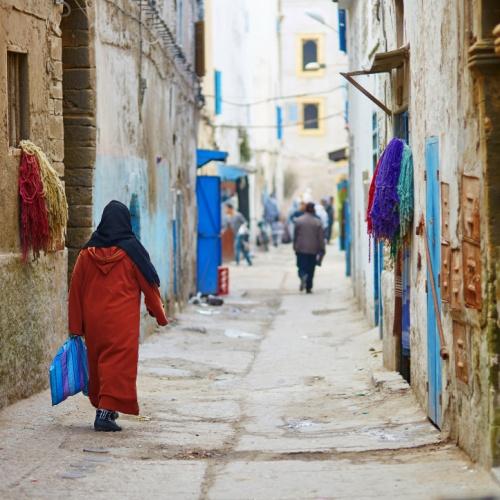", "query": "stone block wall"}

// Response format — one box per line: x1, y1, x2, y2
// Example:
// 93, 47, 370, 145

61, 0, 97, 276
0, 1, 67, 409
